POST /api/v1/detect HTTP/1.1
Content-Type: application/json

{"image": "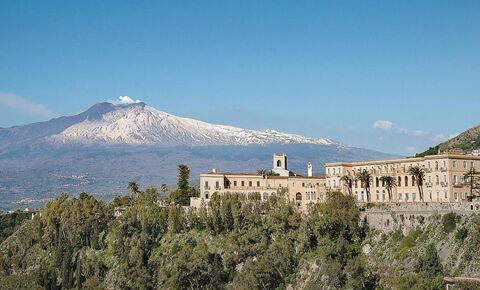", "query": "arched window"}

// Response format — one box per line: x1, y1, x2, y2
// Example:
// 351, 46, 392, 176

277, 160, 282, 167
296, 192, 302, 200
204, 191, 210, 199
398, 176, 402, 187
295, 192, 302, 207
405, 176, 408, 187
